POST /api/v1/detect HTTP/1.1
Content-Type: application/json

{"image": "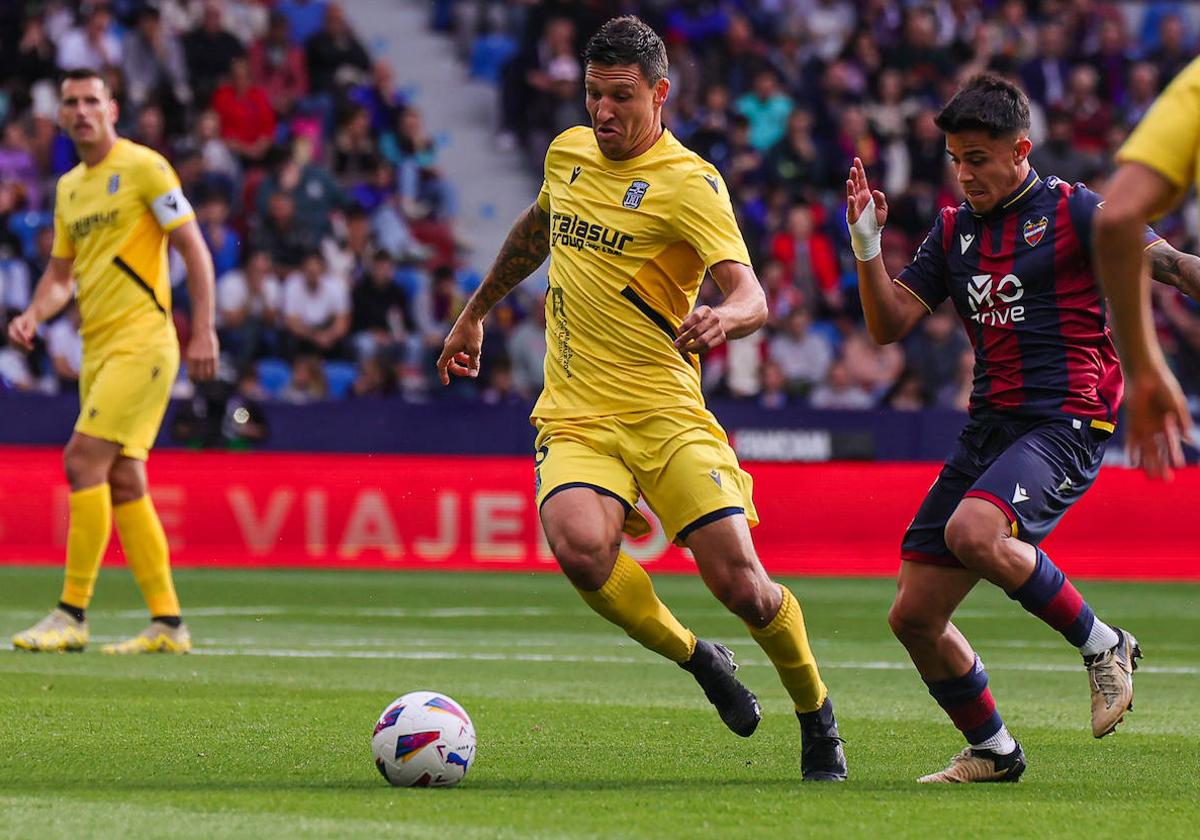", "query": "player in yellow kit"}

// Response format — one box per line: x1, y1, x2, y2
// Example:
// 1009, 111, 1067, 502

8, 69, 217, 654
438, 17, 846, 781
1092, 59, 1199, 479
